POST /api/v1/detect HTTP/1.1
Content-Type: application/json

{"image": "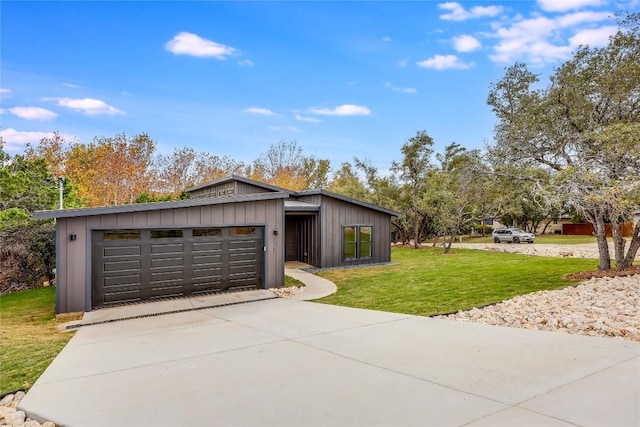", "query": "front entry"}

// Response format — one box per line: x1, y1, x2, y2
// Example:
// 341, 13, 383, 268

284, 215, 317, 265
